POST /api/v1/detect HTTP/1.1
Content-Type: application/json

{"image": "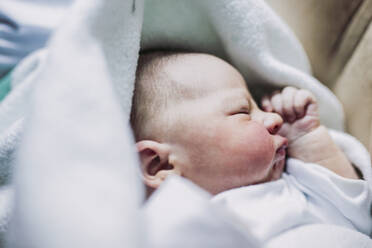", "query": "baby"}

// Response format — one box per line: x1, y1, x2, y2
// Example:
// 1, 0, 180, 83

130, 51, 371, 241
